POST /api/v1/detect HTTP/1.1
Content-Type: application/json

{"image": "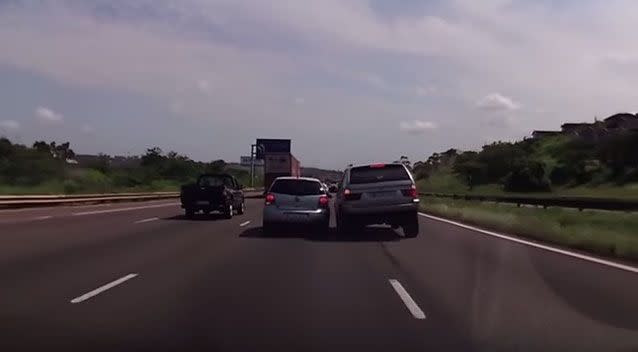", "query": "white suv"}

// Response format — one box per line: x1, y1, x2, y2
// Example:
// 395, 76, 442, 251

335, 163, 420, 237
